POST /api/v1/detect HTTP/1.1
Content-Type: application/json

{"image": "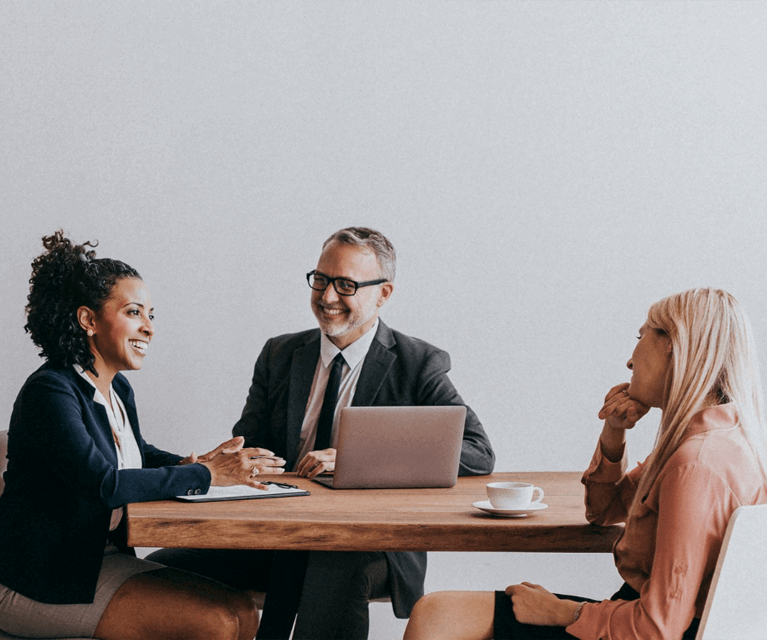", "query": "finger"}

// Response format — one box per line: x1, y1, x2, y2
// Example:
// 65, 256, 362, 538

251, 456, 285, 467
599, 389, 629, 413
616, 397, 651, 428
598, 397, 628, 420
254, 462, 286, 474
296, 454, 315, 477
603, 382, 630, 403
599, 388, 633, 416
621, 404, 644, 429
504, 584, 520, 596
206, 436, 243, 458
220, 436, 245, 454
599, 393, 637, 421
305, 461, 326, 479
256, 467, 285, 475
242, 478, 269, 490
244, 447, 276, 458
312, 448, 336, 463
